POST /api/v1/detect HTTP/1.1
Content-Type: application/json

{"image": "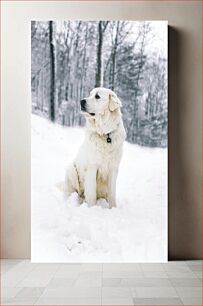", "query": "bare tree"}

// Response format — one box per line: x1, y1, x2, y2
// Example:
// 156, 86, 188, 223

49, 21, 55, 122
95, 21, 109, 87
130, 22, 151, 142
110, 21, 119, 90
108, 21, 133, 90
